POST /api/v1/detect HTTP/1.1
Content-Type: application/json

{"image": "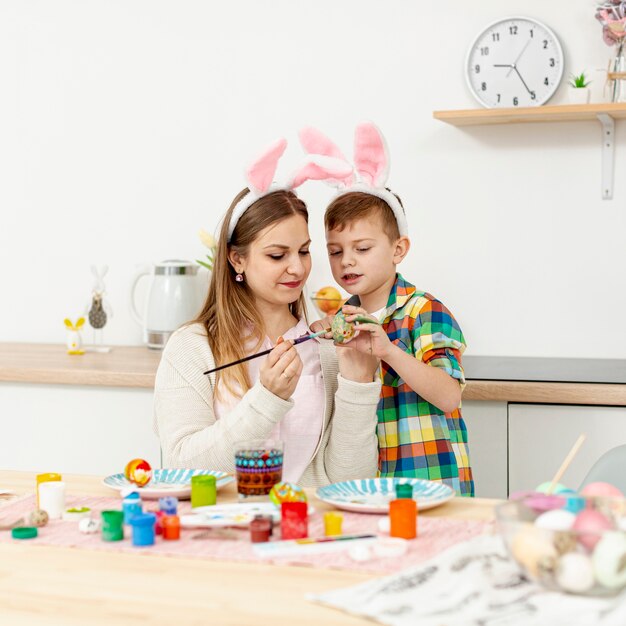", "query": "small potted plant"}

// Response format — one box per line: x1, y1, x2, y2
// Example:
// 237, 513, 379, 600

568, 71, 591, 104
